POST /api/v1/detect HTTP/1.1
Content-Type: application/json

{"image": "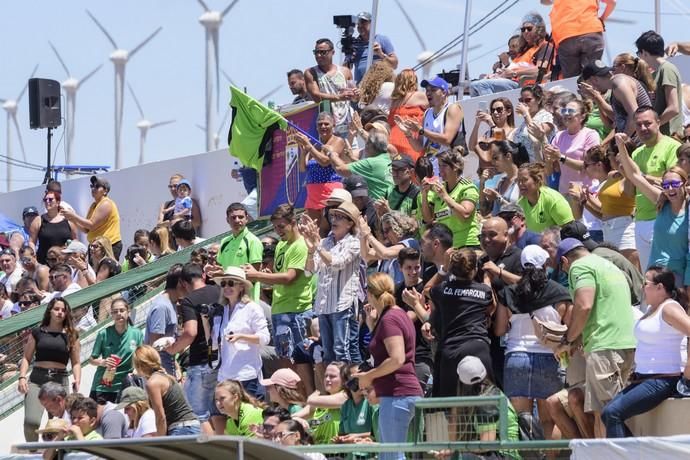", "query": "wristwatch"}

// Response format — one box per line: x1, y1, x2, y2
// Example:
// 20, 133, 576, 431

559, 155, 567, 164
418, 127, 425, 136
